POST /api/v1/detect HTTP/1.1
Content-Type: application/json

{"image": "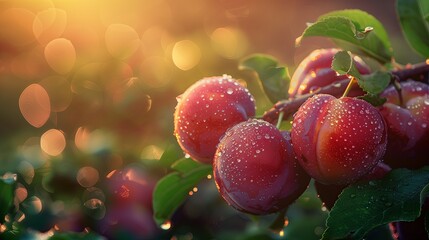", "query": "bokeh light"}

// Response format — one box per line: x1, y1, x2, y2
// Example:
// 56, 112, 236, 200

44, 38, 76, 74
40, 129, 66, 156
210, 27, 248, 59
172, 40, 201, 71
0, 0, 421, 239
140, 144, 163, 160
76, 166, 100, 188
15, 183, 29, 204
22, 196, 43, 215
74, 127, 115, 154
105, 24, 140, 59
139, 56, 172, 88
33, 8, 67, 45
19, 84, 51, 128
17, 161, 35, 185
